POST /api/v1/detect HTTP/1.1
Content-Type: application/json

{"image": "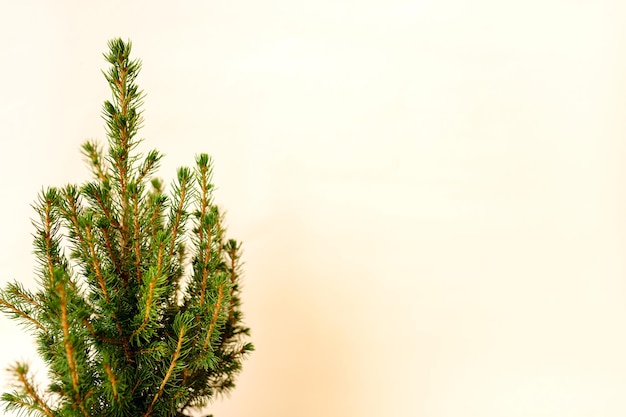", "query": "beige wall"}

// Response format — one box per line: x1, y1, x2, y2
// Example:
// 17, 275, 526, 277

1, 1, 626, 416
